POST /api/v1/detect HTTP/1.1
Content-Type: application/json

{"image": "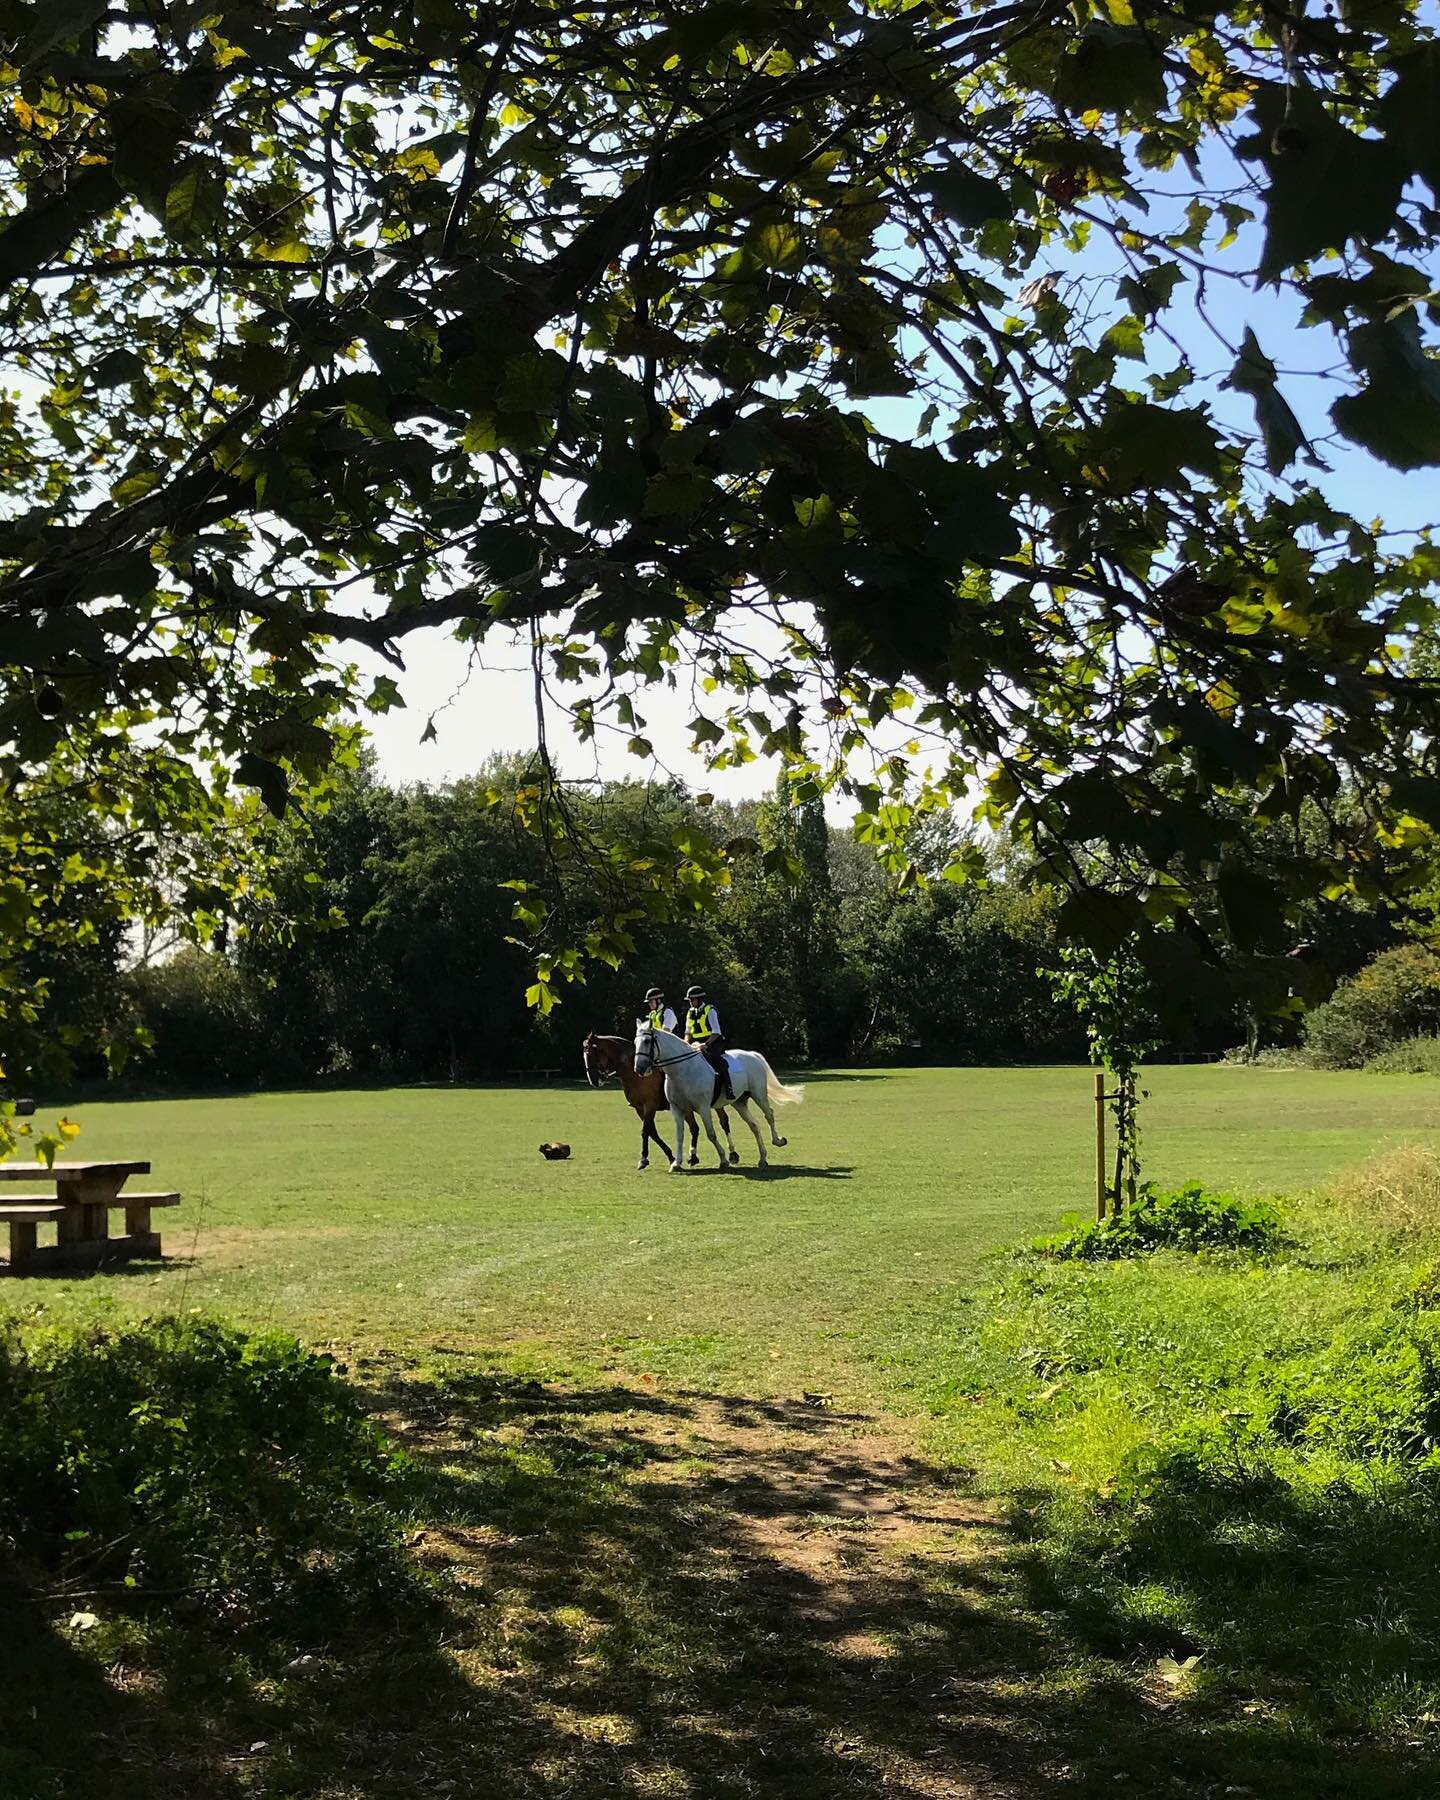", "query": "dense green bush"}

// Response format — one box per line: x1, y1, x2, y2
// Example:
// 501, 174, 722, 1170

1034, 1182, 1285, 1261
128, 947, 267, 1090
0, 1315, 416, 1633
1304, 945, 1440, 1070
1365, 1033, 1440, 1075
